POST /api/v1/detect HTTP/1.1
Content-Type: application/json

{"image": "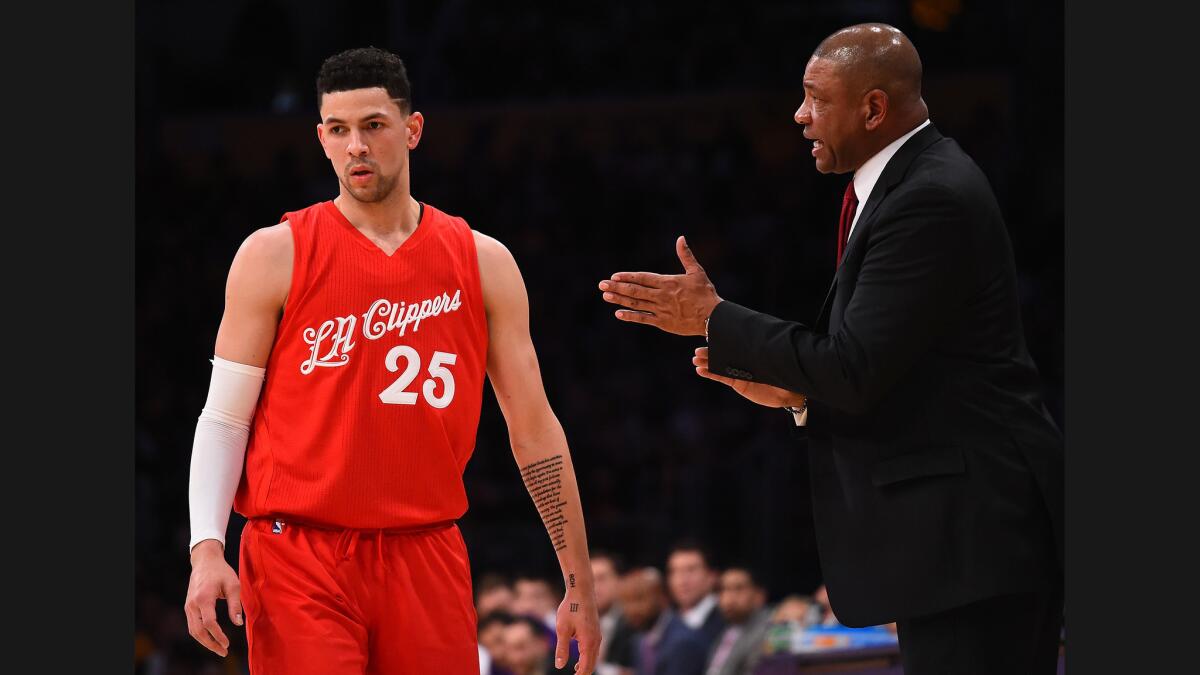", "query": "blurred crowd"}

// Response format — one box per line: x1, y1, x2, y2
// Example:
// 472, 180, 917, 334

473, 543, 890, 675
